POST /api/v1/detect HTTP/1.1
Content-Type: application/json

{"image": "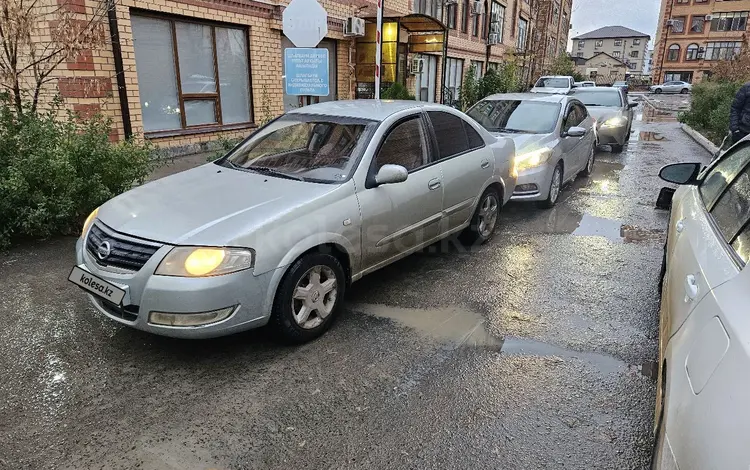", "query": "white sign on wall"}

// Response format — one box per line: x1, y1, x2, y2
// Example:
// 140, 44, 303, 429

282, 0, 328, 48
